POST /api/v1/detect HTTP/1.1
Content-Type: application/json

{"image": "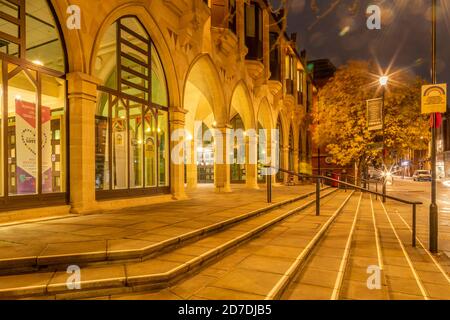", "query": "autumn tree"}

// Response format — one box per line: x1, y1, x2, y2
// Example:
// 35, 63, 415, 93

312, 60, 430, 179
